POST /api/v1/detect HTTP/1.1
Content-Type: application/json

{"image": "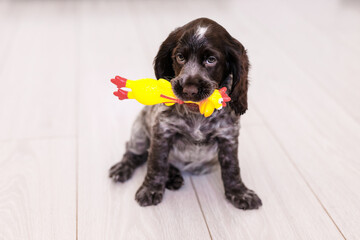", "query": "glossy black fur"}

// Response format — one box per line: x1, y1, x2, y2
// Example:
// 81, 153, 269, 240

109, 18, 262, 210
